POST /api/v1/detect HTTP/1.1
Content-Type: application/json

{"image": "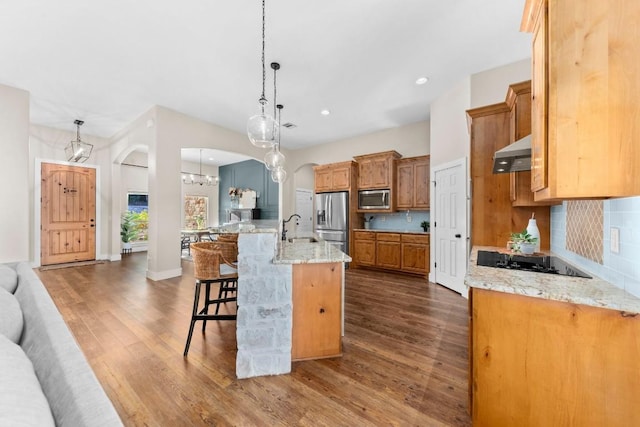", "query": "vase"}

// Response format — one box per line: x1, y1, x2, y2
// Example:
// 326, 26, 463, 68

364, 222, 370, 229
526, 218, 541, 252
